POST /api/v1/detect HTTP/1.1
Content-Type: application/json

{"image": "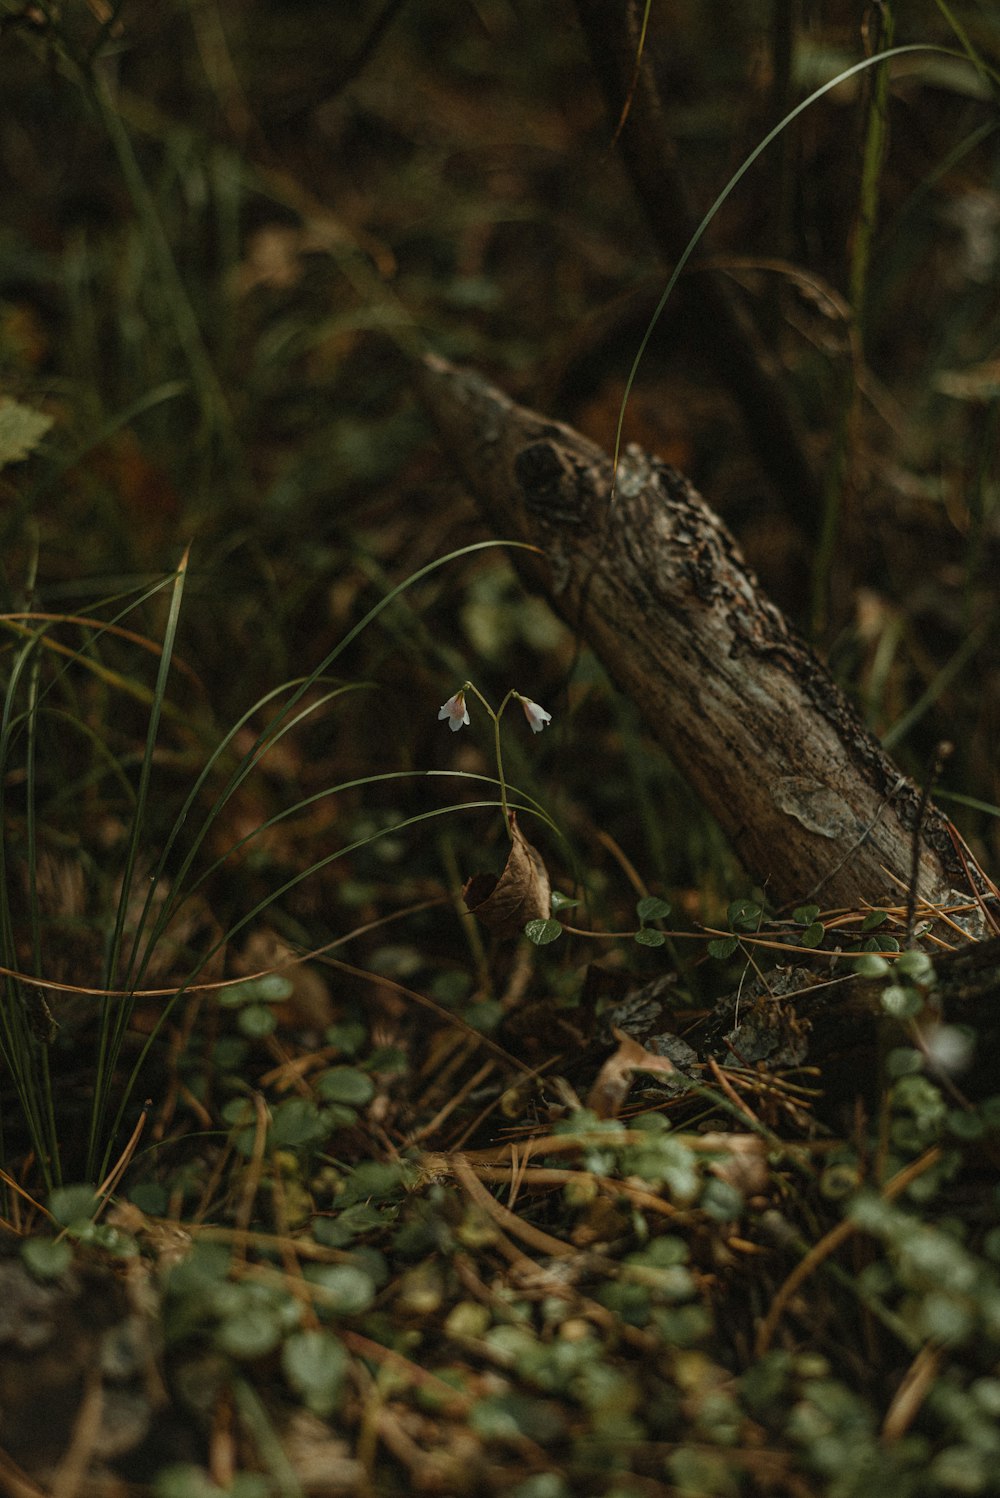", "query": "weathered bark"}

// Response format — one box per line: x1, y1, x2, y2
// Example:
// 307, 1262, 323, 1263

696, 935, 1000, 1104
416, 353, 977, 913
